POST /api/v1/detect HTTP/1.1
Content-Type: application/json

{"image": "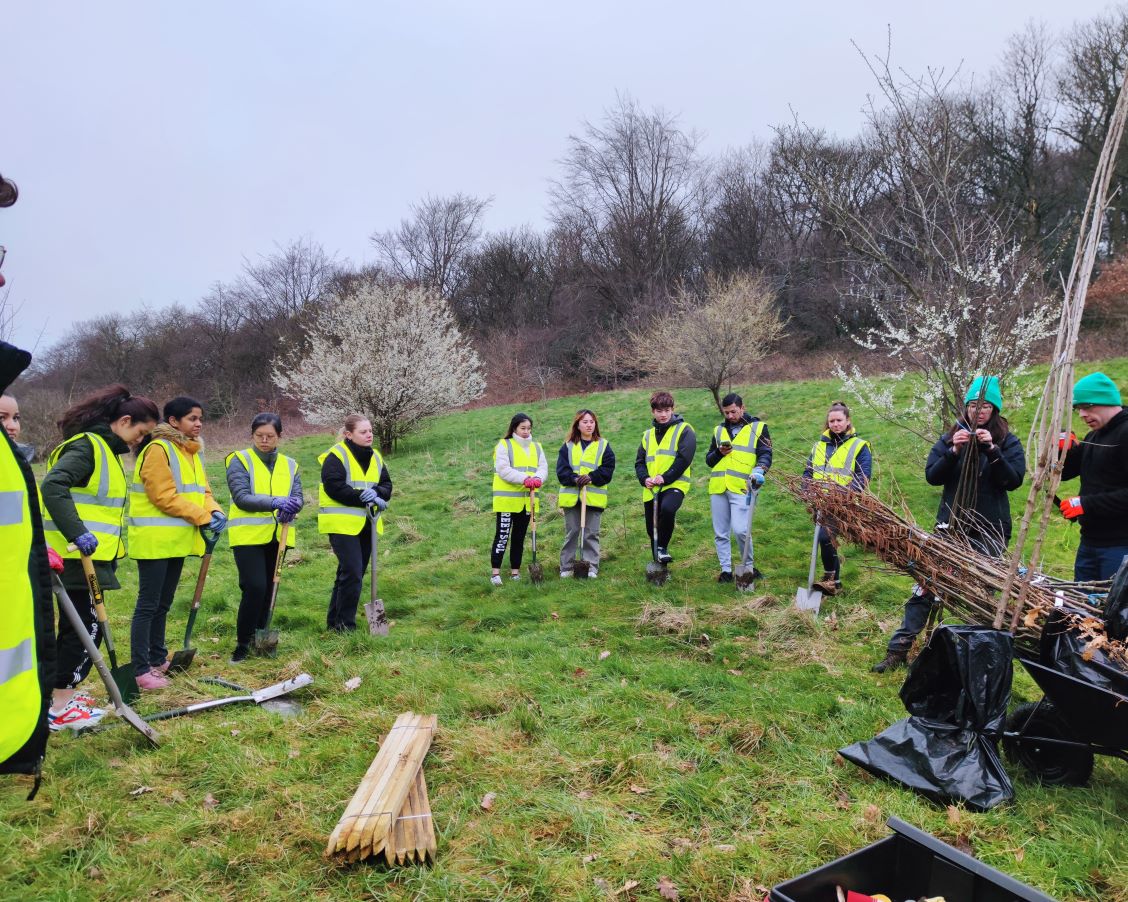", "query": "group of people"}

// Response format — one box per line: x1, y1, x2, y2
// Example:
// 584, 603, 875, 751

488, 390, 869, 592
